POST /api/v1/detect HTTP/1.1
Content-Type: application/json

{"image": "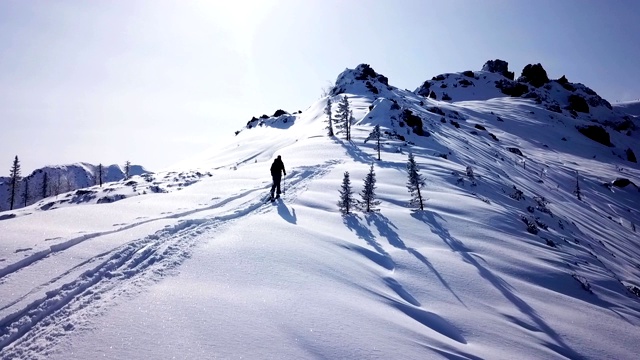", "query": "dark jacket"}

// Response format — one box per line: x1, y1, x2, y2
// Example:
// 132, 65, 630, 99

270, 158, 286, 177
